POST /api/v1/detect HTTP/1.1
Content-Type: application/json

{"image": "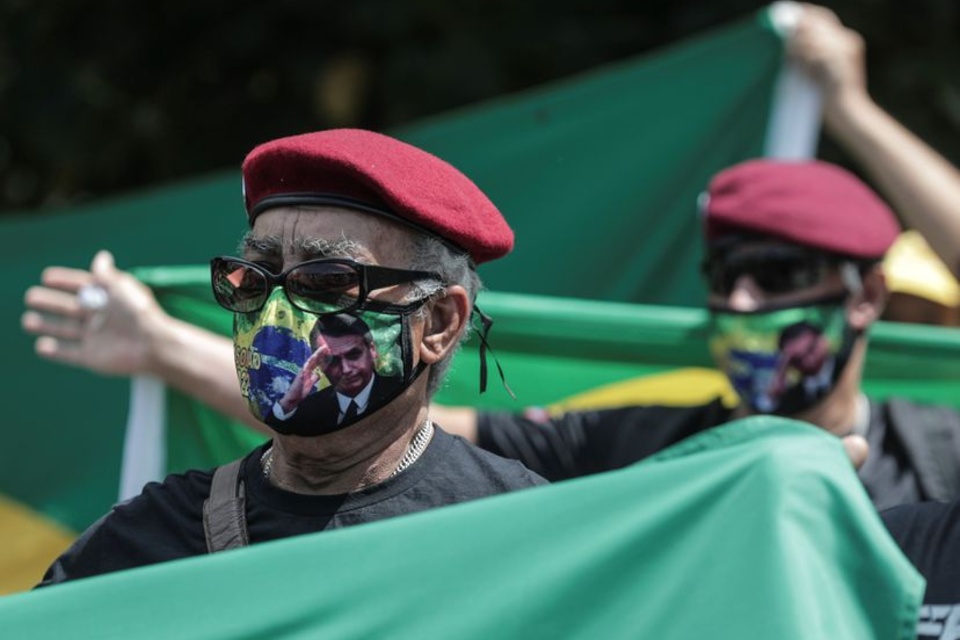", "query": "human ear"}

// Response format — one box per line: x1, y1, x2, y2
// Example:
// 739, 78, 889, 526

847, 265, 888, 331
419, 285, 470, 364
